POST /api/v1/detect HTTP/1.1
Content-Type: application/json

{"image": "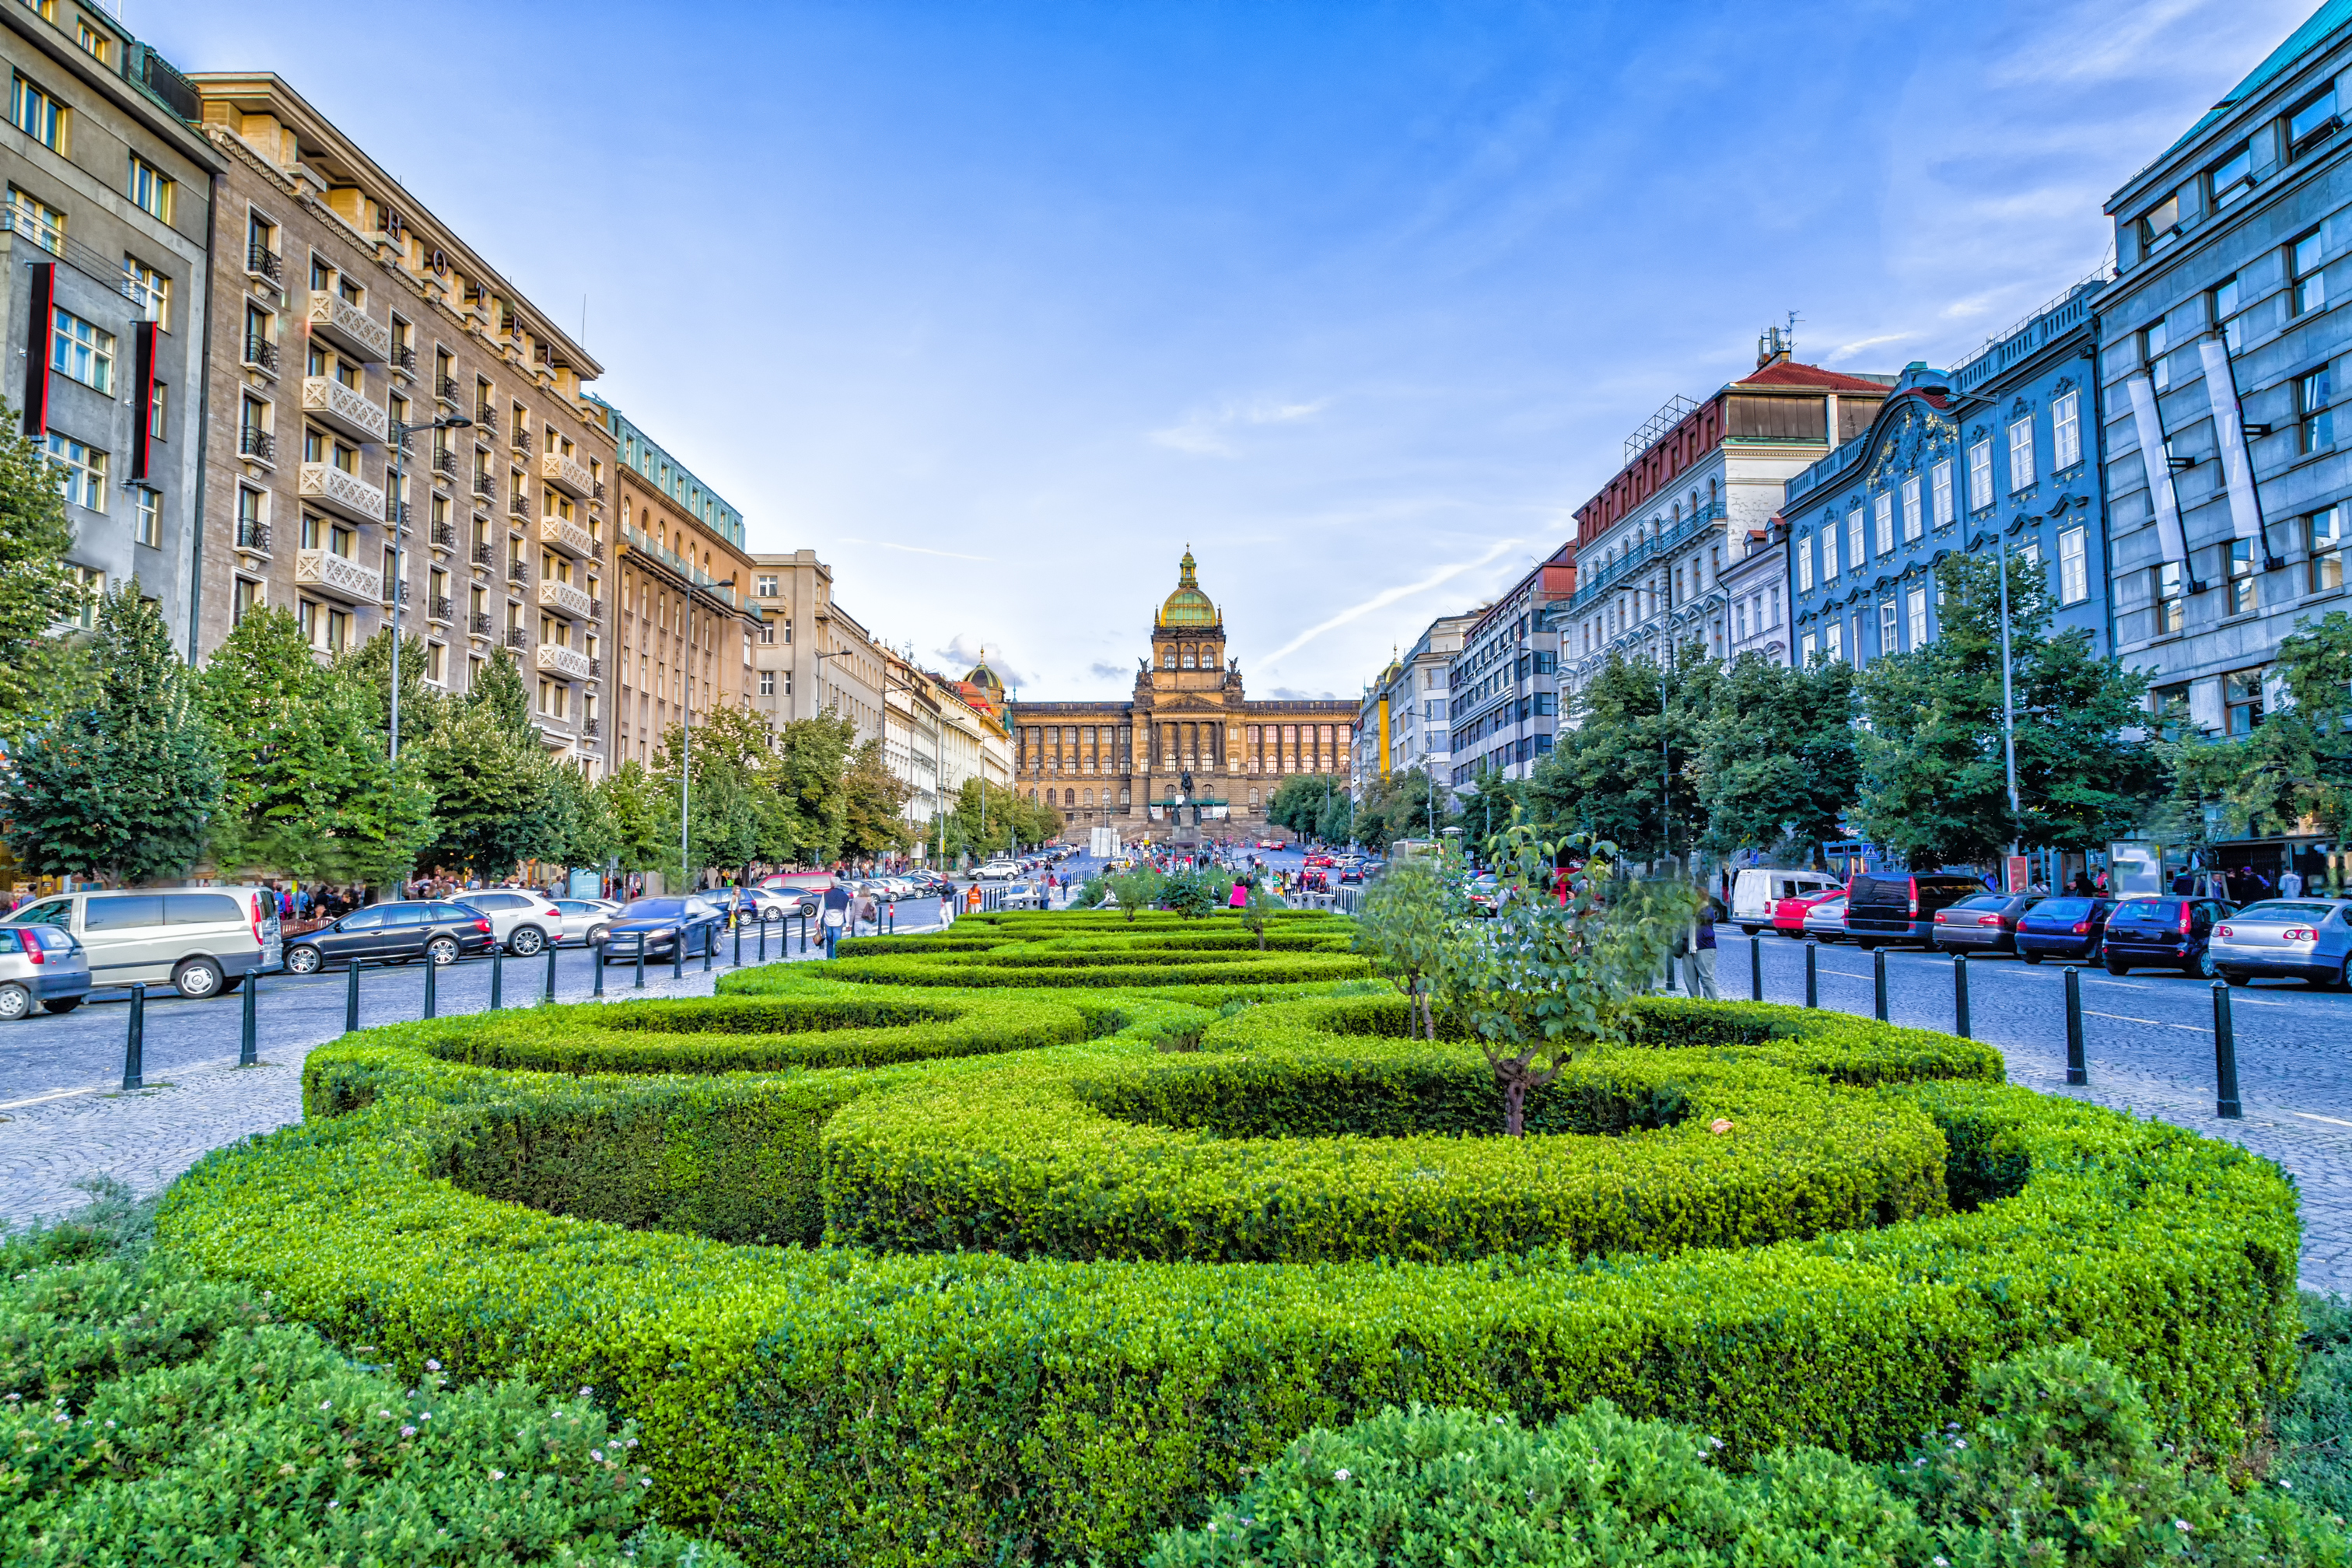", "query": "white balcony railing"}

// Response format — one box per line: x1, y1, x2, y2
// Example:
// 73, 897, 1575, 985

306, 289, 392, 362
540, 450, 593, 498
299, 376, 388, 443
537, 642, 593, 681
297, 462, 386, 523
537, 578, 593, 620
539, 514, 596, 559
295, 548, 383, 604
